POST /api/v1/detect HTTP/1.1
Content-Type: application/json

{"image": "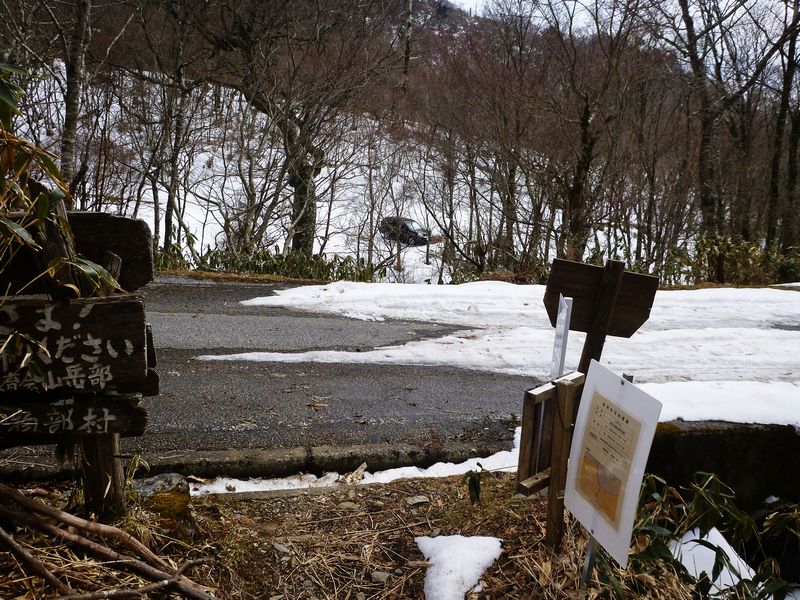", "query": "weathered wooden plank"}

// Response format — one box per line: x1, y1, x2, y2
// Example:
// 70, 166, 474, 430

145, 324, 157, 368
543, 259, 658, 338
517, 468, 551, 495
545, 373, 585, 549
79, 433, 126, 519
516, 385, 556, 490
0, 394, 148, 448
0, 212, 154, 294
69, 212, 154, 292
0, 295, 148, 395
